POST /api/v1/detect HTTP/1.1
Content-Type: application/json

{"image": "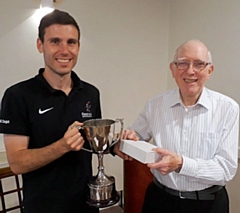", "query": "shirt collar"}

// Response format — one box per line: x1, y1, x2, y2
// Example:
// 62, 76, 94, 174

169, 89, 181, 107
170, 87, 210, 110
36, 68, 83, 93
196, 88, 210, 110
